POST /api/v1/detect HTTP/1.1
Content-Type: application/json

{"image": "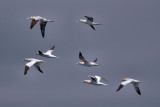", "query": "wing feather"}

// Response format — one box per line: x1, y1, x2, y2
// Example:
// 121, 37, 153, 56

79, 52, 89, 63
40, 22, 47, 38
30, 20, 39, 29
133, 83, 141, 95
